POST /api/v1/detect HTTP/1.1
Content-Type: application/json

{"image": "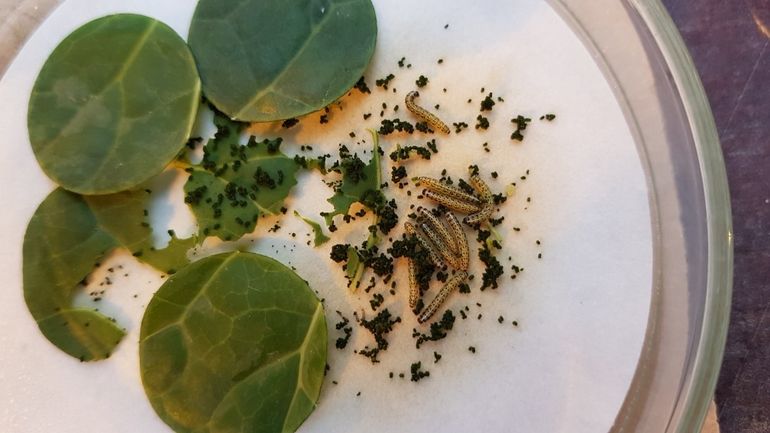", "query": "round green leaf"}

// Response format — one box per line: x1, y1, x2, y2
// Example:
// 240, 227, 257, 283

140, 251, 328, 433
28, 14, 201, 195
188, 0, 377, 122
